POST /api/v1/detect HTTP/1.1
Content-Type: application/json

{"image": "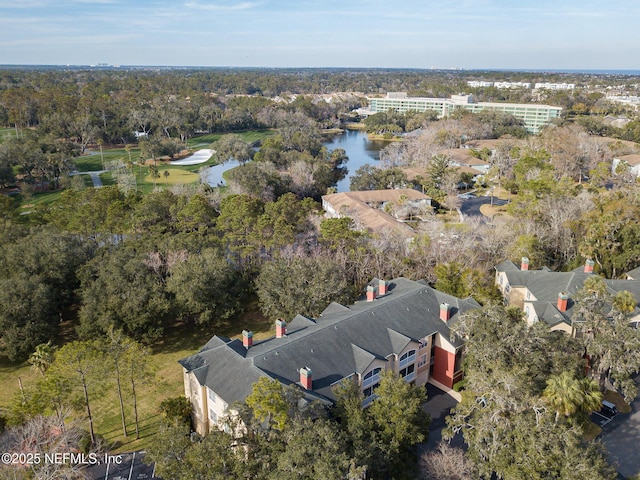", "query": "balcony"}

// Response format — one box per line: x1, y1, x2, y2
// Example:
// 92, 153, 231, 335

403, 371, 416, 382
362, 394, 379, 407
399, 352, 416, 369
362, 372, 380, 389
